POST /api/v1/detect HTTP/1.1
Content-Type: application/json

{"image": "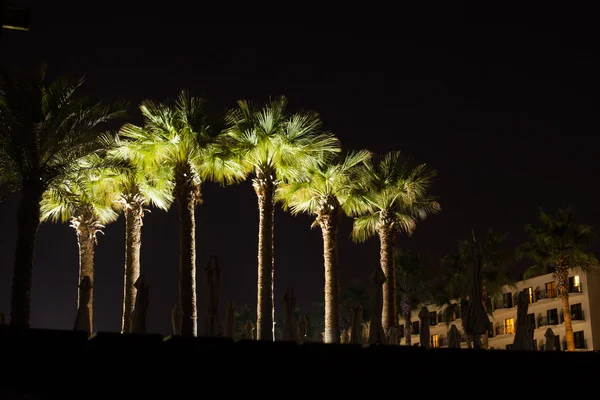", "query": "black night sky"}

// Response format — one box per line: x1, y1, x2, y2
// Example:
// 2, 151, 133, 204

1, 2, 598, 335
